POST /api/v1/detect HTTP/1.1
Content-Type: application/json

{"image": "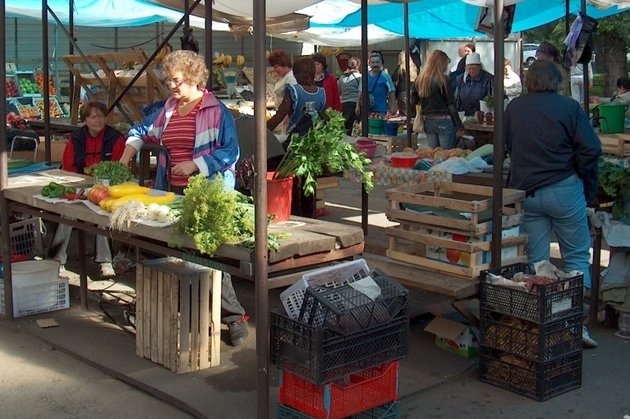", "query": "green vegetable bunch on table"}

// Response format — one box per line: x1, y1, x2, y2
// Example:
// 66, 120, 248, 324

84, 161, 134, 186
41, 182, 76, 199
